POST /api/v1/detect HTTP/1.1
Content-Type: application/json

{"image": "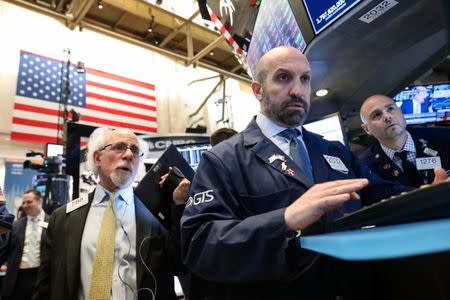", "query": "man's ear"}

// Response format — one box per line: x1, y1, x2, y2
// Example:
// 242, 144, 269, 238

361, 123, 372, 135
251, 81, 263, 102
93, 151, 102, 167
